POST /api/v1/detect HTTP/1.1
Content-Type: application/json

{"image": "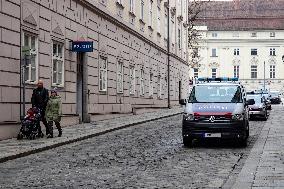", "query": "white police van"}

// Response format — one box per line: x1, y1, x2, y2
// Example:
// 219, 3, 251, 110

179, 77, 255, 147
